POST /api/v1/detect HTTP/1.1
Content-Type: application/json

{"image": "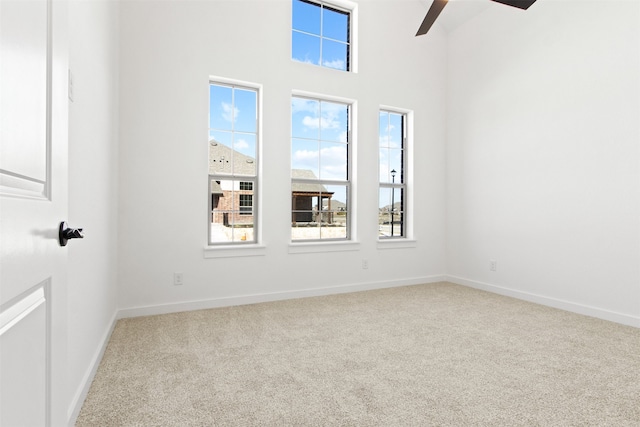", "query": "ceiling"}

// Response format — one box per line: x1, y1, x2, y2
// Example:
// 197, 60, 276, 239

418, 0, 492, 33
